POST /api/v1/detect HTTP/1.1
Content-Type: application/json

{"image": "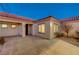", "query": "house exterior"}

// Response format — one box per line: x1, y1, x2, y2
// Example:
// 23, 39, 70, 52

60, 16, 79, 37
0, 12, 35, 37
0, 12, 79, 39
32, 16, 60, 39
